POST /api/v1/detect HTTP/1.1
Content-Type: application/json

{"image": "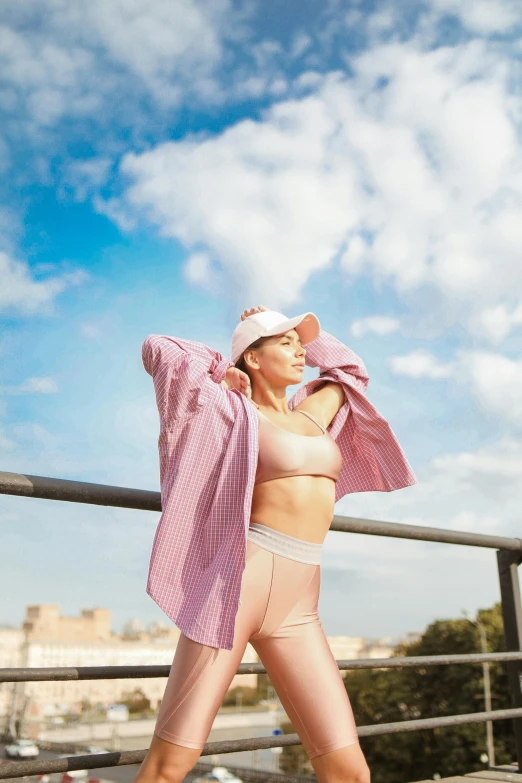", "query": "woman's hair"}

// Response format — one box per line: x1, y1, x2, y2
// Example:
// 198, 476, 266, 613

234, 336, 268, 381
